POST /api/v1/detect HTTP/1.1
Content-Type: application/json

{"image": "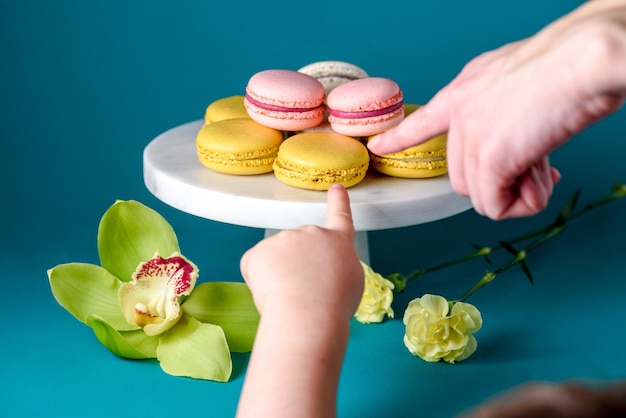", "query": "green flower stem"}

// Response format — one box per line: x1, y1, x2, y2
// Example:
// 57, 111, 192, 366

458, 240, 543, 302
404, 246, 492, 281
457, 245, 530, 302
456, 271, 496, 302
509, 183, 626, 245
457, 184, 625, 301
569, 183, 626, 220
389, 183, 626, 298
524, 224, 565, 253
